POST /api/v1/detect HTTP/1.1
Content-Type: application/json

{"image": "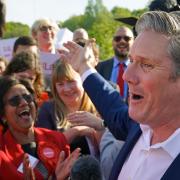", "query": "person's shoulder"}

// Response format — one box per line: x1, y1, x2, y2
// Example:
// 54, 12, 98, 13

34, 127, 64, 138
96, 58, 114, 70
98, 58, 114, 65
